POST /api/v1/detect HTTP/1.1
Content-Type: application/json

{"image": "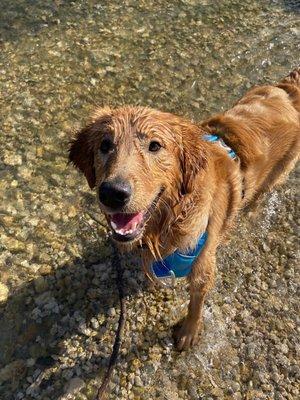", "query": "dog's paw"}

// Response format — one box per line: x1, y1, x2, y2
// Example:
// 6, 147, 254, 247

173, 318, 202, 351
